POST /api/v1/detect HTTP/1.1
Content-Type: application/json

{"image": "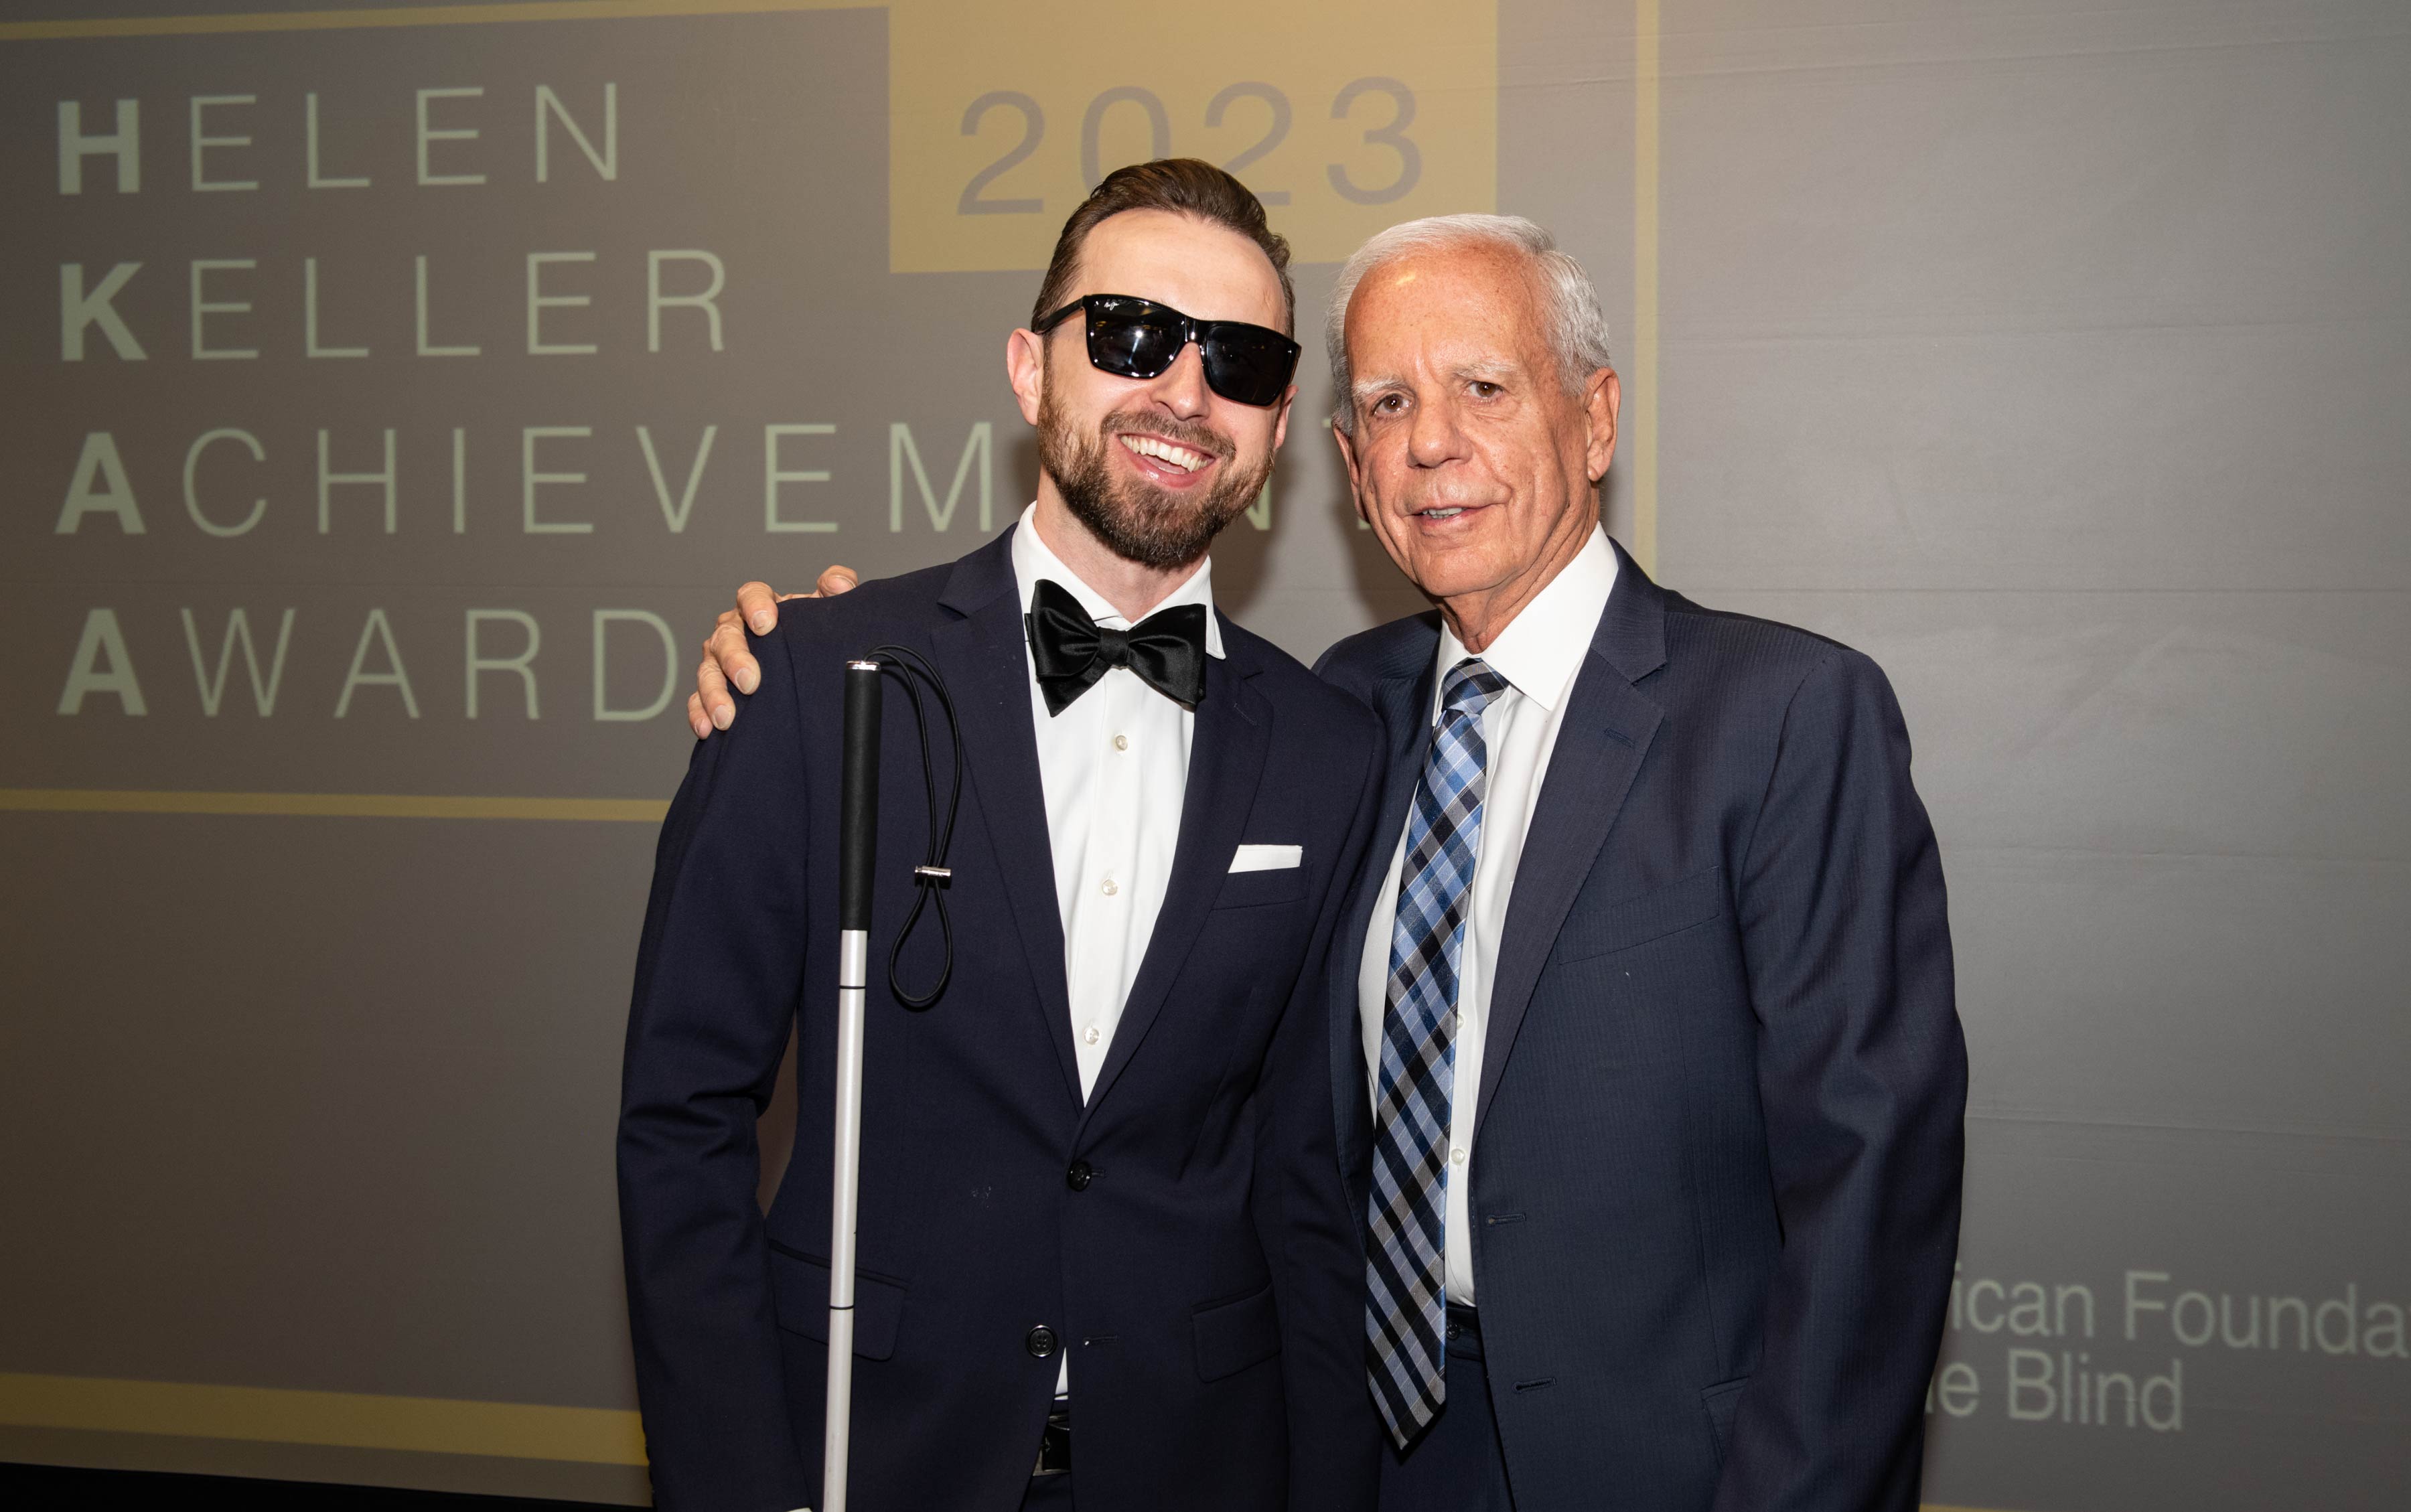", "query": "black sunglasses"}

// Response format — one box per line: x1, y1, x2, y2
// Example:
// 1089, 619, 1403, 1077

1033, 294, 1301, 408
